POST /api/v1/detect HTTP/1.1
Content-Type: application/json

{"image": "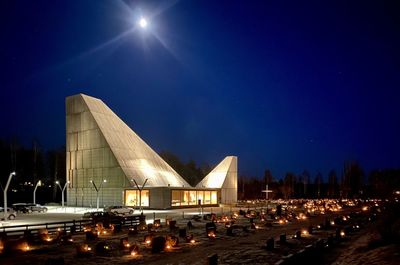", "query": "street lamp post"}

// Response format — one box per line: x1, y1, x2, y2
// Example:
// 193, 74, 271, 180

33, 180, 42, 204
90, 179, 107, 210
55, 180, 70, 208
131, 179, 148, 213
3, 172, 16, 221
